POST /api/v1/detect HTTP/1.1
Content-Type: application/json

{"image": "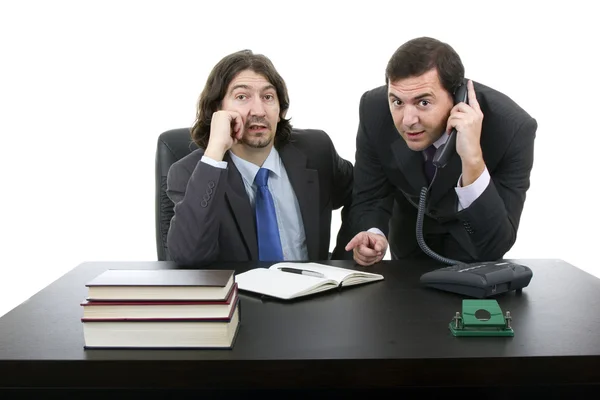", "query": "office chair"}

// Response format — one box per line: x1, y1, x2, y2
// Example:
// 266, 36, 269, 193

155, 128, 198, 261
